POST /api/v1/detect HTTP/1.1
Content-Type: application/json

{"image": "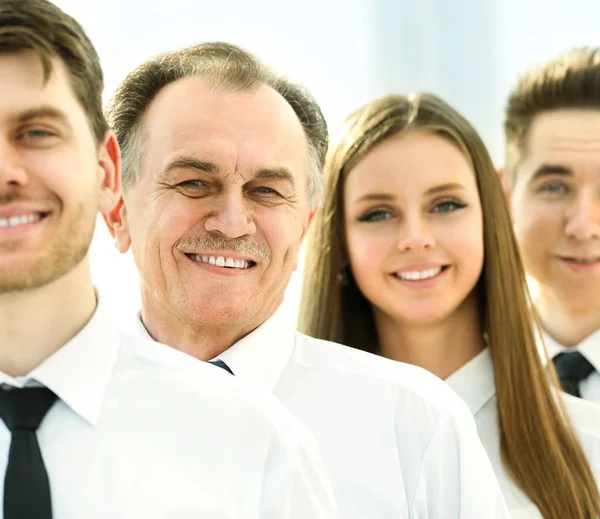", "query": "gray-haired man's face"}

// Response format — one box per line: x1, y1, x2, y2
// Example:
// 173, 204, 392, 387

110, 77, 315, 329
